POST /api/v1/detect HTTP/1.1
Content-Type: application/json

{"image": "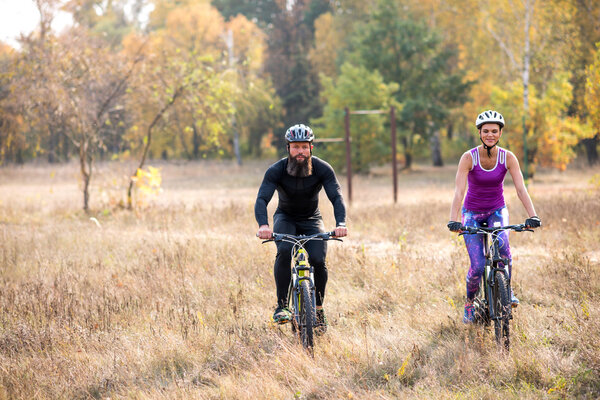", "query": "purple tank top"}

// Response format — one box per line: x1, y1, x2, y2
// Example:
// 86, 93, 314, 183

463, 147, 508, 212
